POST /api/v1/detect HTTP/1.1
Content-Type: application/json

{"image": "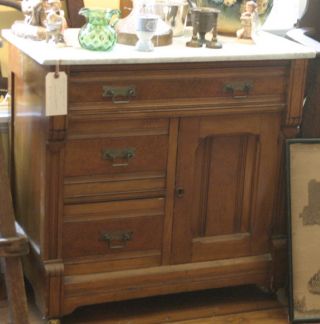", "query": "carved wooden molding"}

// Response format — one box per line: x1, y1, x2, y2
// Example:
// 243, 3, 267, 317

44, 260, 65, 317
43, 142, 65, 261
285, 59, 308, 128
